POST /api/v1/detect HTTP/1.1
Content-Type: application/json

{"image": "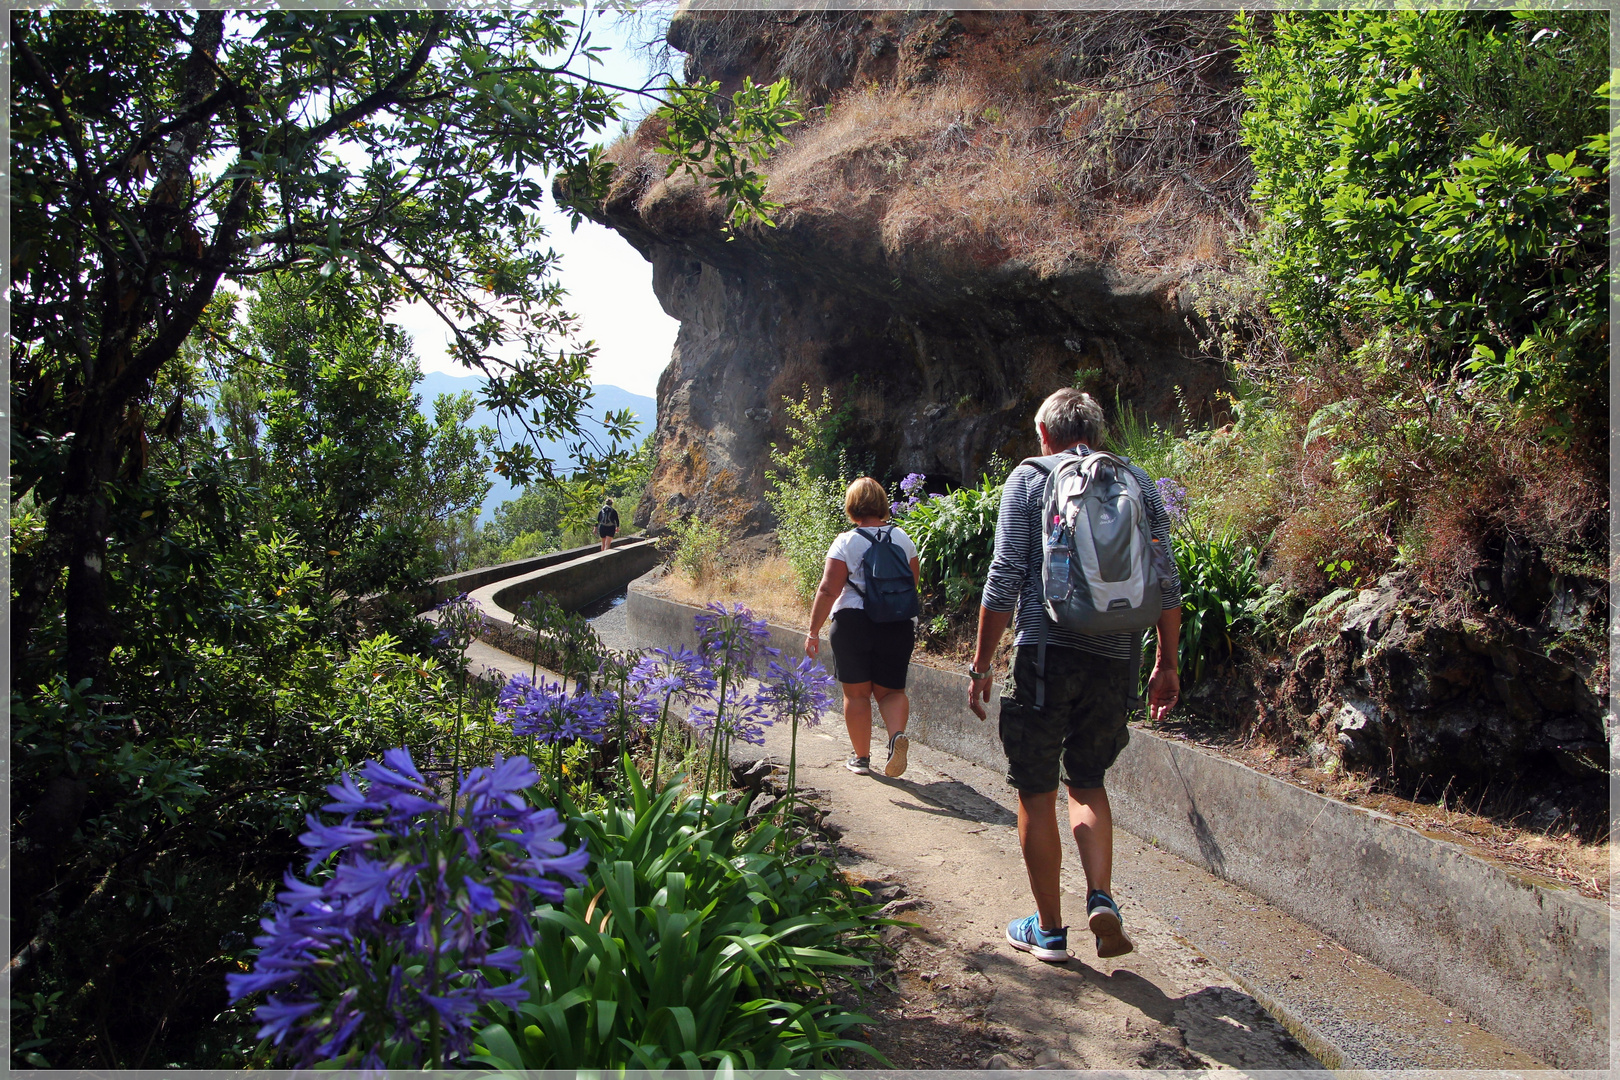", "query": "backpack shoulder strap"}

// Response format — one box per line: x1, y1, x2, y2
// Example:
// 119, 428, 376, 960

1018, 454, 1067, 475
